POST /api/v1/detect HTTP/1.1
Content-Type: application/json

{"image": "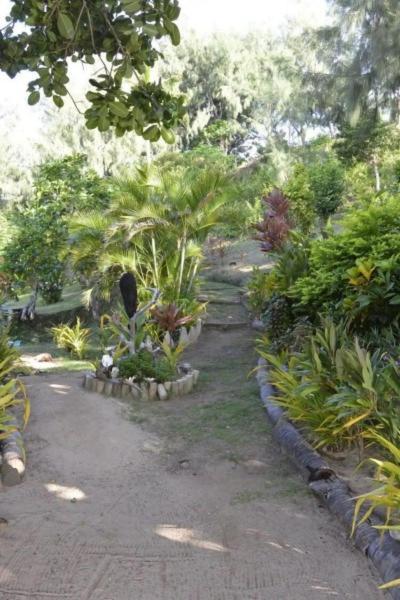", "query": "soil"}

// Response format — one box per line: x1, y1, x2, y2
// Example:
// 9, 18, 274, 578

0, 286, 385, 599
